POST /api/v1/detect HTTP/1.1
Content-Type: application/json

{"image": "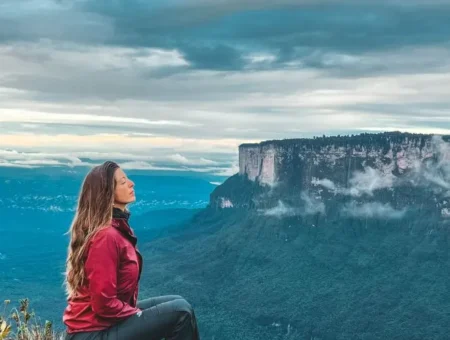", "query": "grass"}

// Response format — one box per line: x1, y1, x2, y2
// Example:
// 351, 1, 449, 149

0, 299, 63, 340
